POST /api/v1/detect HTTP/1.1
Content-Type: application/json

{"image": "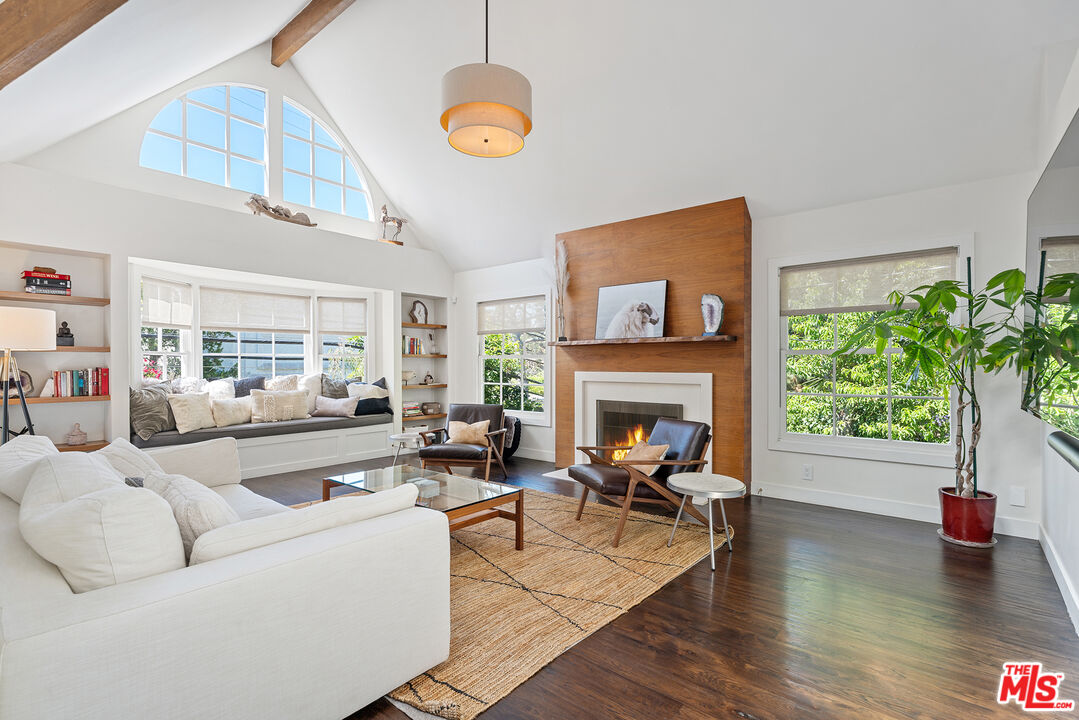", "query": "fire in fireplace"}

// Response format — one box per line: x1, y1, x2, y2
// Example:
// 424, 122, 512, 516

596, 400, 684, 461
